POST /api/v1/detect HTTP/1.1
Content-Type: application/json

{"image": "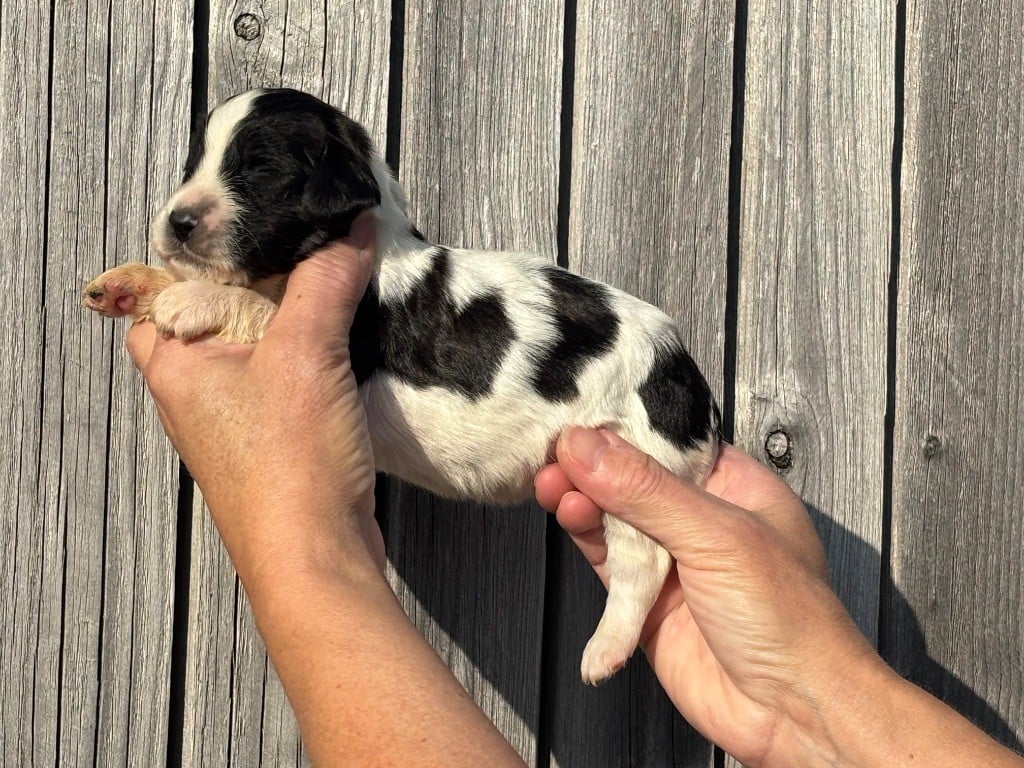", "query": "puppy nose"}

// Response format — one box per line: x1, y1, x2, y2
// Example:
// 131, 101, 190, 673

168, 208, 200, 242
